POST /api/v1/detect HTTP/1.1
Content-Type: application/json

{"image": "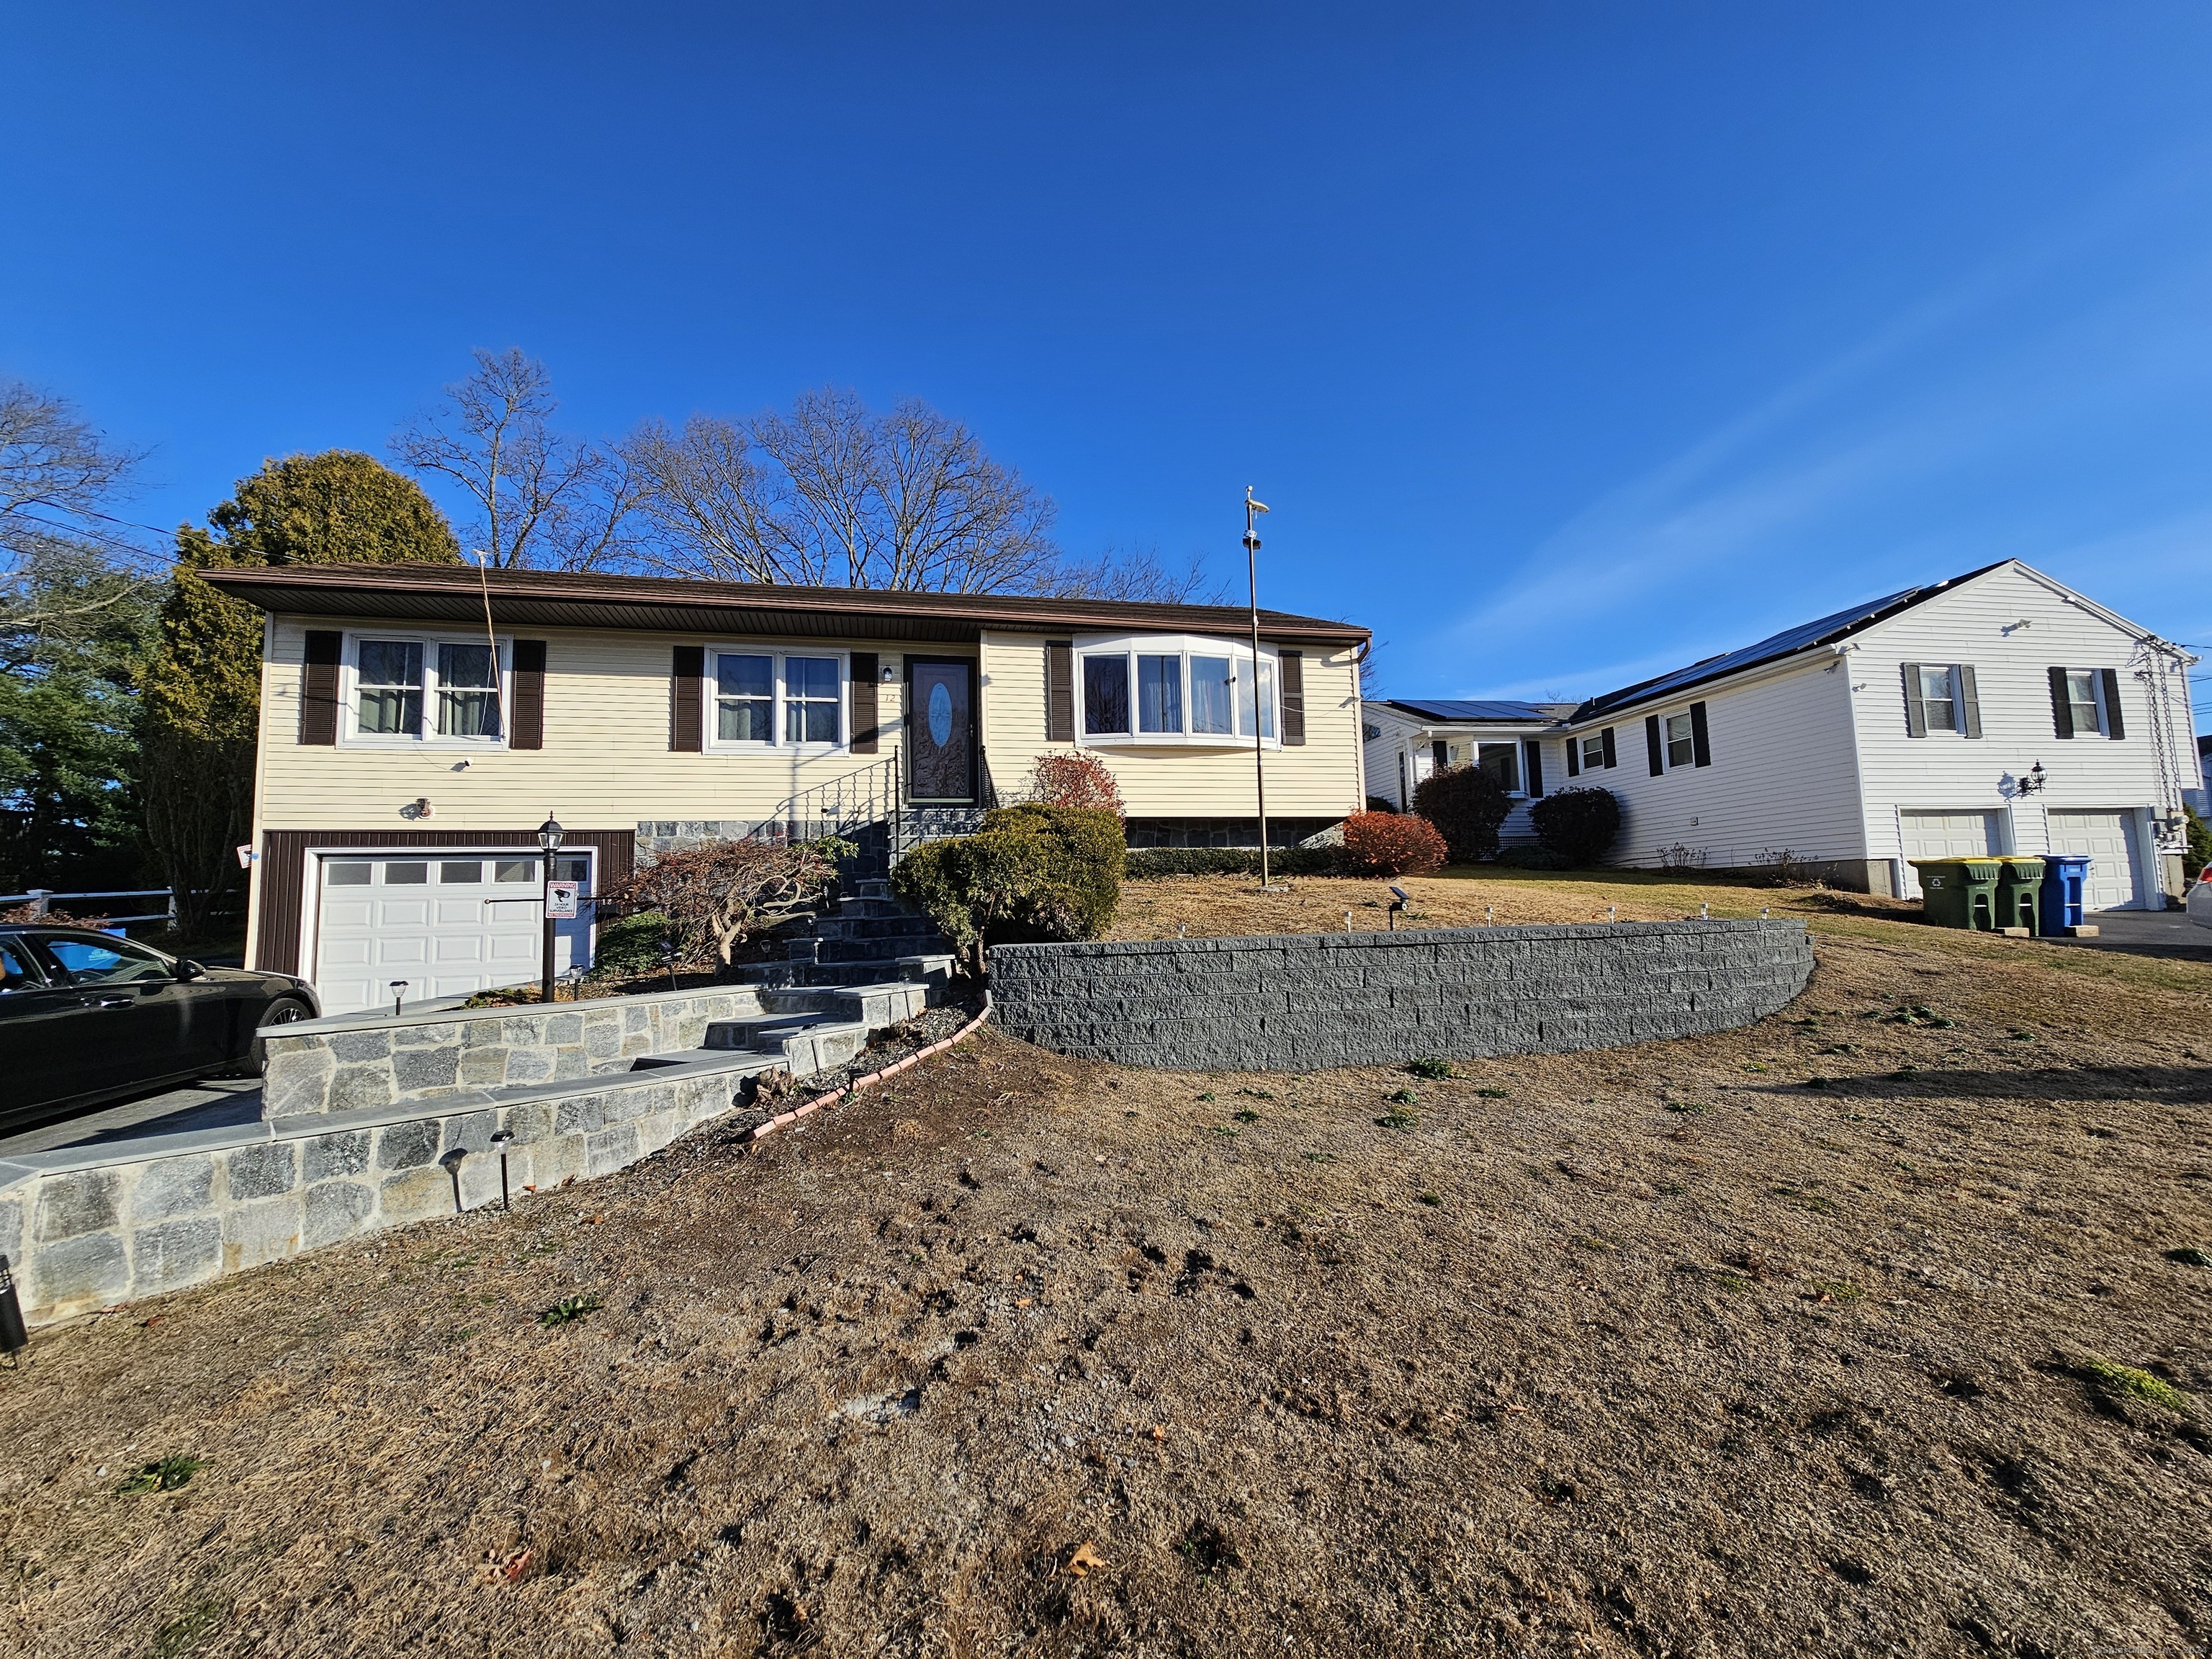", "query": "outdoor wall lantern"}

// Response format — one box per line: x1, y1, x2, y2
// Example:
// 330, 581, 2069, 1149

2015, 761, 2048, 796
